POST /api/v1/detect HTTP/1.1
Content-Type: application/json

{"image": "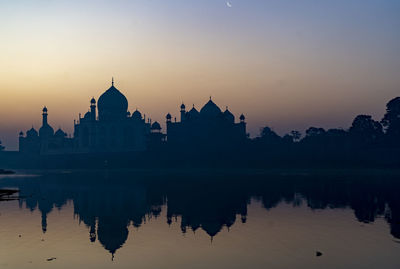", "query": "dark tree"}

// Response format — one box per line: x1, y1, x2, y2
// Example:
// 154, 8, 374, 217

290, 130, 301, 142
324, 128, 349, 148
260, 126, 280, 140
282, 134, 294, 143
252, 126, 283, 151
349, 115, 383, 145
259, 126, 281, 143
381, 97, 400, 145
305, 127, 326, 137
301, 127, 326, 147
